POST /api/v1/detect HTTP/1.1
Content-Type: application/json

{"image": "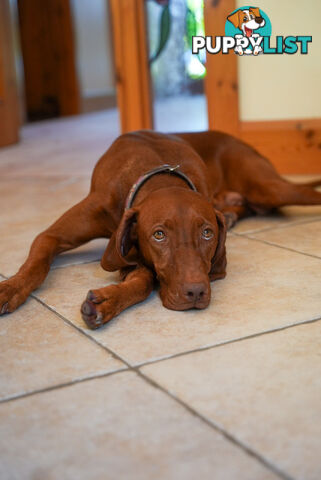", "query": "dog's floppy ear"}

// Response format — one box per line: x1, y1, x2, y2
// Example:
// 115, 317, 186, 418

249, 7, 261, 18
209, 210, 227, 281
101, 208, 138, 271
227, 9, 243, 29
